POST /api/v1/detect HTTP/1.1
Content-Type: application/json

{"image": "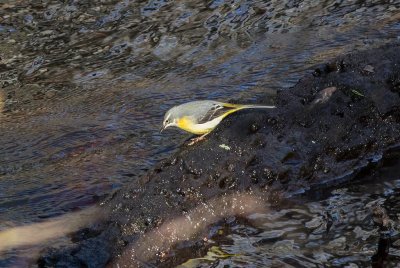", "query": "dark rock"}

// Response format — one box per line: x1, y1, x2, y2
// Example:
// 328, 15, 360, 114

74, 237, 111, 268
38, 225, 119, 268
39, 44, 400, 267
